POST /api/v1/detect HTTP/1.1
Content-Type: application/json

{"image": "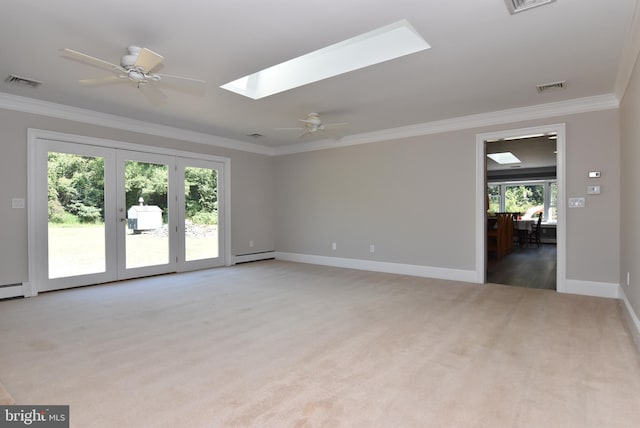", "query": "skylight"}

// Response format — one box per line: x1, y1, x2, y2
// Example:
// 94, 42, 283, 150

487, 152, 522, 165
220, 20, 430, 100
